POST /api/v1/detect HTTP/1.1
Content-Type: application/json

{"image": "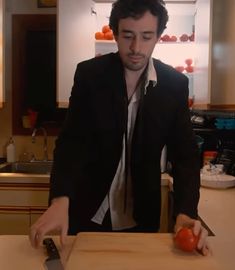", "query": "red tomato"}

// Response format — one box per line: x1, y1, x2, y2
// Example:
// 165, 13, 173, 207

185, 65, 194, 73
95, 32, 105, 40
174, 227, 199, 252
180, 34, 189, 42
188, 97, 194, 108
170, 35, 177, 42
102, 25, 111, 34
161, 34, 171, 42
104, 30, 114, 40
185, 58, 193, 66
